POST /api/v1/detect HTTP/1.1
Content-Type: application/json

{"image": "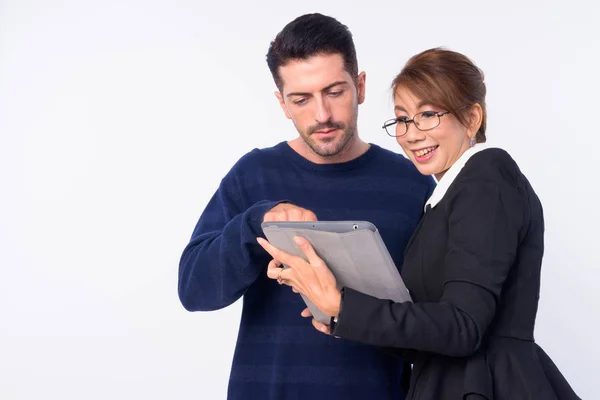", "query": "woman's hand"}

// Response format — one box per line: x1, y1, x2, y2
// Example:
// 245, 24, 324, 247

301, 308, 333, 335
257, 236, 341, 319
